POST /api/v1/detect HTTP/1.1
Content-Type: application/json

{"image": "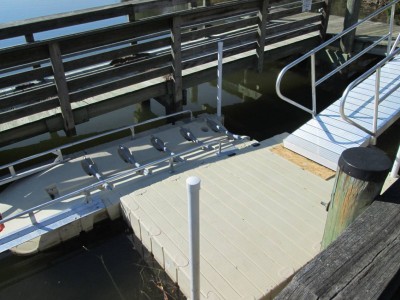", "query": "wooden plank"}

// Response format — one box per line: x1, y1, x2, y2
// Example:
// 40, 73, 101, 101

57, 18, 171, 56
0, 0, 186, 39
0, 99, 58, 124
66, 55, 171, 92
276, 180, 400, 300
0, 84, 57, 110
62, 37, 170, 73
180, 0, 259, 26
181, 16, 258, 43
69, 66, 171, 103
0, 43, 49, 70
48, 42, 75, 135
0, 66, 53, 90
